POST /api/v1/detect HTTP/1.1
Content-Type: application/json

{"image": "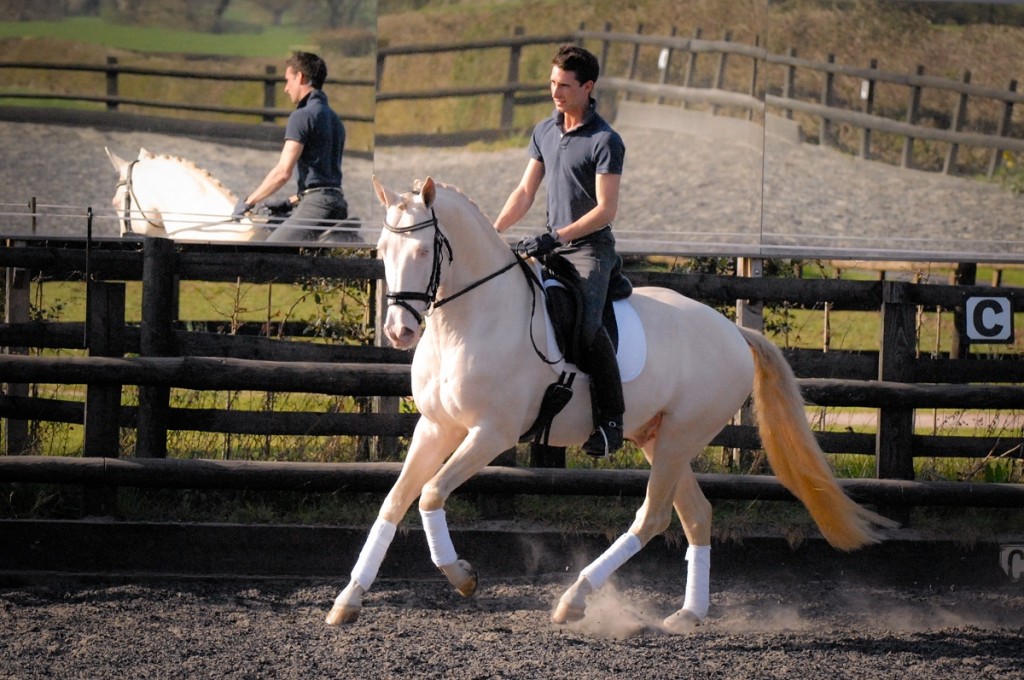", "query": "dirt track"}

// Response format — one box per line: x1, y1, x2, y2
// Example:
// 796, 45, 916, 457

2, 116, 1022, 259
2, 571, 1023, 679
